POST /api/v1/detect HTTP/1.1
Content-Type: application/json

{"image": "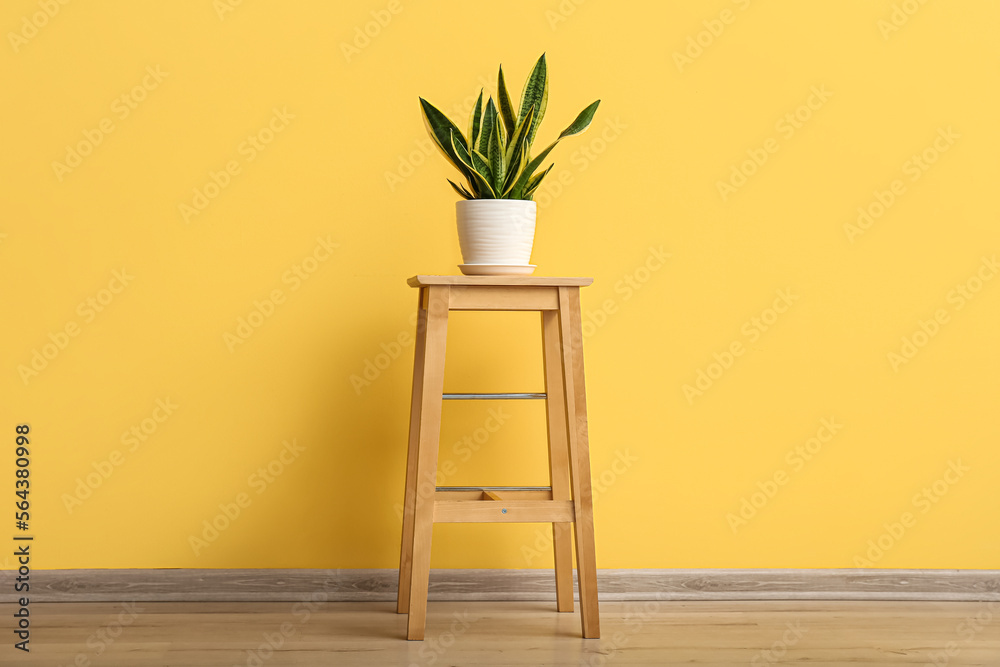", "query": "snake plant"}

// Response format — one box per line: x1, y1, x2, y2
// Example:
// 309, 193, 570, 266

419, 54, 600, 200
